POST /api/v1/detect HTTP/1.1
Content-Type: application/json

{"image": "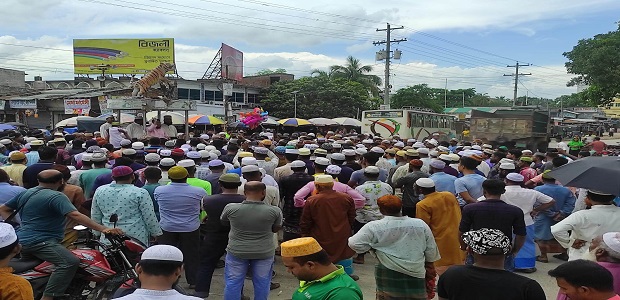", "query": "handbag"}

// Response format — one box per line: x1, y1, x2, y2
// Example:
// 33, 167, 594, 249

2, 188, 45, 227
